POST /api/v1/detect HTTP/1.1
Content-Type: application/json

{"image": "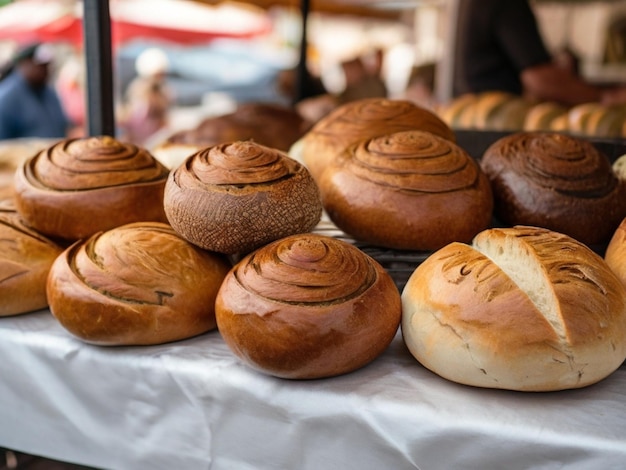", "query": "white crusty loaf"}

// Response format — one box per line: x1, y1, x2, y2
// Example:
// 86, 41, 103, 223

402, 225, 626, 392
